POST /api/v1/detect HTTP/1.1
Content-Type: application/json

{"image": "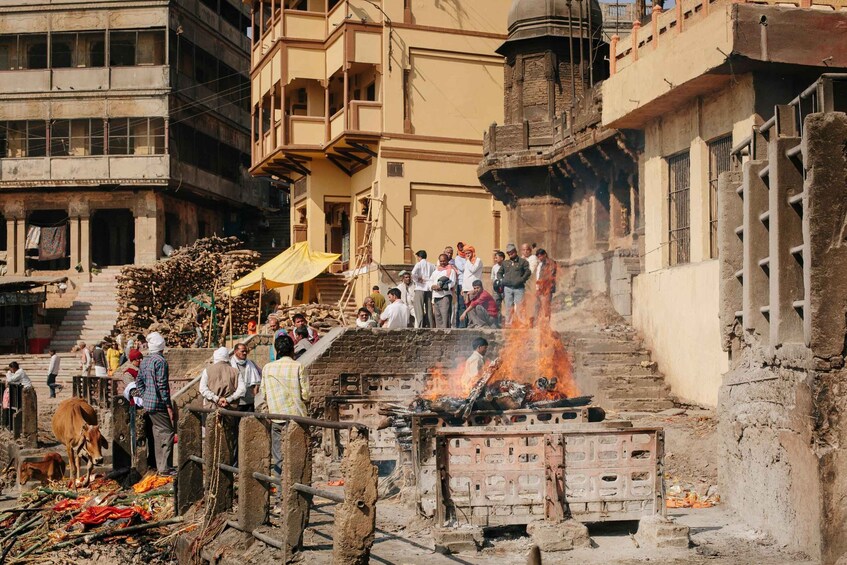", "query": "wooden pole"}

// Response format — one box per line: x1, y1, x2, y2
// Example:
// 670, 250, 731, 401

228, 274, 234, 348
257, 273, 264, 330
